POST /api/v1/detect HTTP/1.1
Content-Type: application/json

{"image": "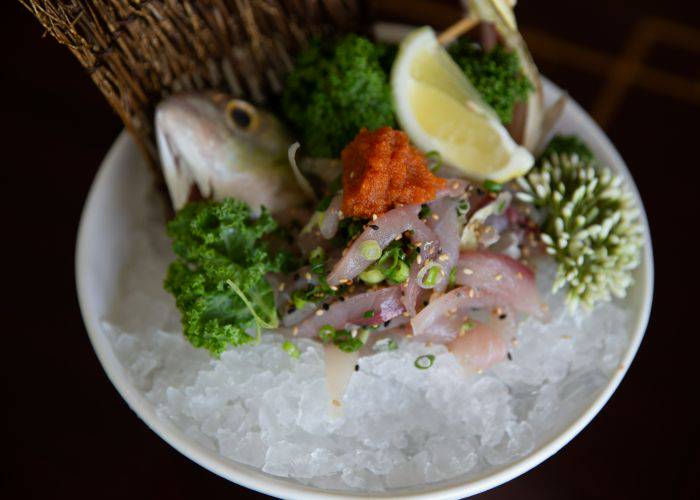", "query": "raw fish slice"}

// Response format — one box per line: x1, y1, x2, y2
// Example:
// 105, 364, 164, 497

428, 197, 461, 293
449, 321, 508, 372
455, 251, 545, 318
292, 286, 405, 338
327, 204, 437, 286
411, 286, 500, 342
324, 344, 359, 418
